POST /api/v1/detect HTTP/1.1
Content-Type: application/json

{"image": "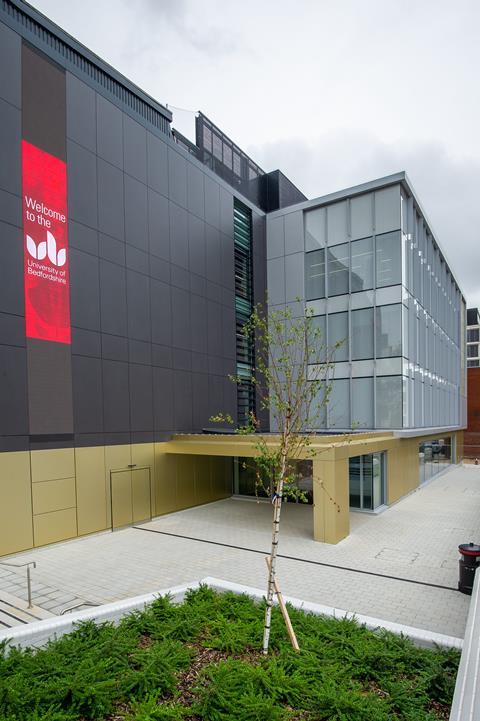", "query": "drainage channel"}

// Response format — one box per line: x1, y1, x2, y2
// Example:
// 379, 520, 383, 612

133, 526, 458, 593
